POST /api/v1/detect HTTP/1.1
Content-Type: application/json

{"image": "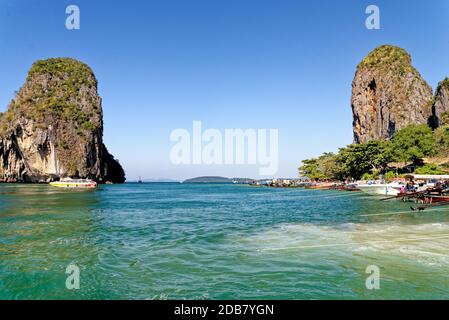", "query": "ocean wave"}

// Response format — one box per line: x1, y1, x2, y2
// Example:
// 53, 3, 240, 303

238, 221, 449, 267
